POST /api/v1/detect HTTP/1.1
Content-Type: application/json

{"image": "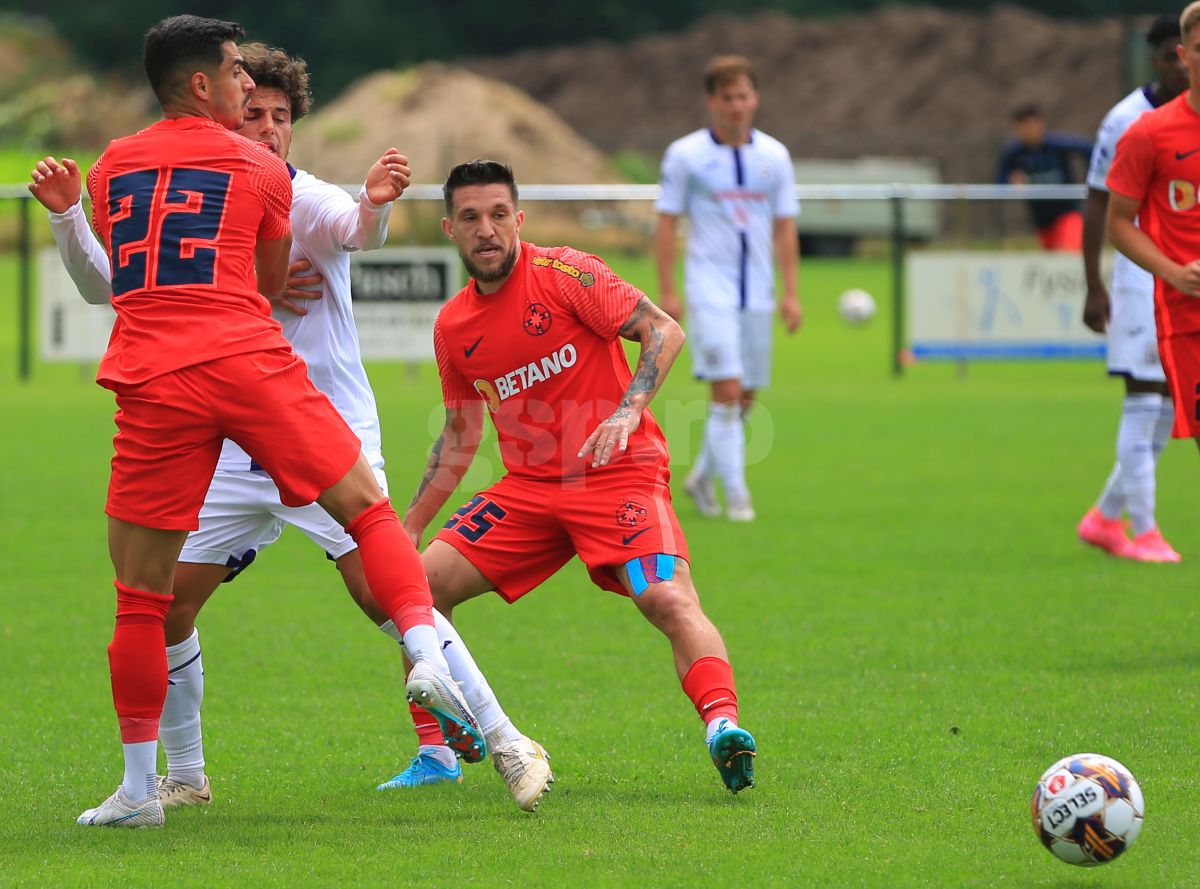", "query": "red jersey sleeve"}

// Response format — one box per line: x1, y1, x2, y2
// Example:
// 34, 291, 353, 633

242, 143, 292, 240
434, 315, 482, 408
1107, 116, 1155, 202
552, 248, 644, 340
